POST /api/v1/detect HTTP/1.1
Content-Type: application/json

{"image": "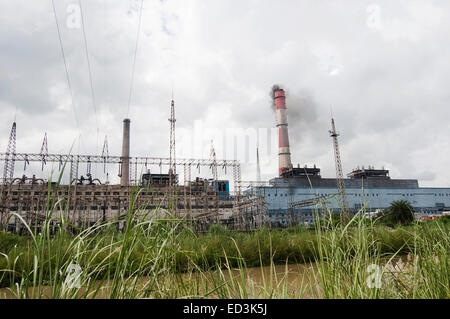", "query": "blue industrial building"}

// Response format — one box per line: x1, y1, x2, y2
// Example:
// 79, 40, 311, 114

246, 166, 450, 227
